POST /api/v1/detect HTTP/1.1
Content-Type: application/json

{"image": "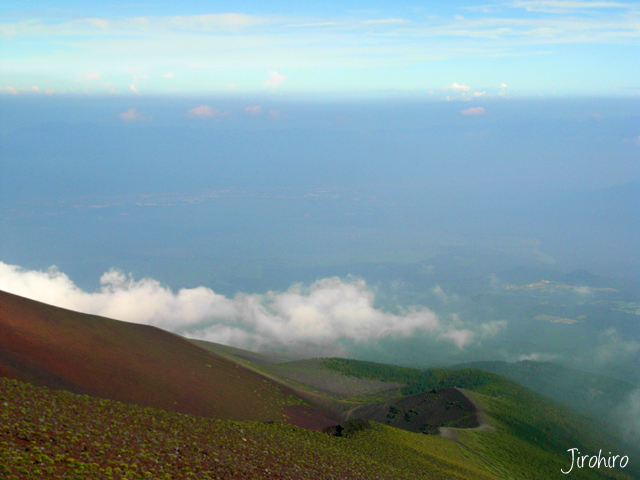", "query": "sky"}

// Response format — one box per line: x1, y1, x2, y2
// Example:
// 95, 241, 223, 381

0, 1, 638, 372
1, 0, 639, 97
